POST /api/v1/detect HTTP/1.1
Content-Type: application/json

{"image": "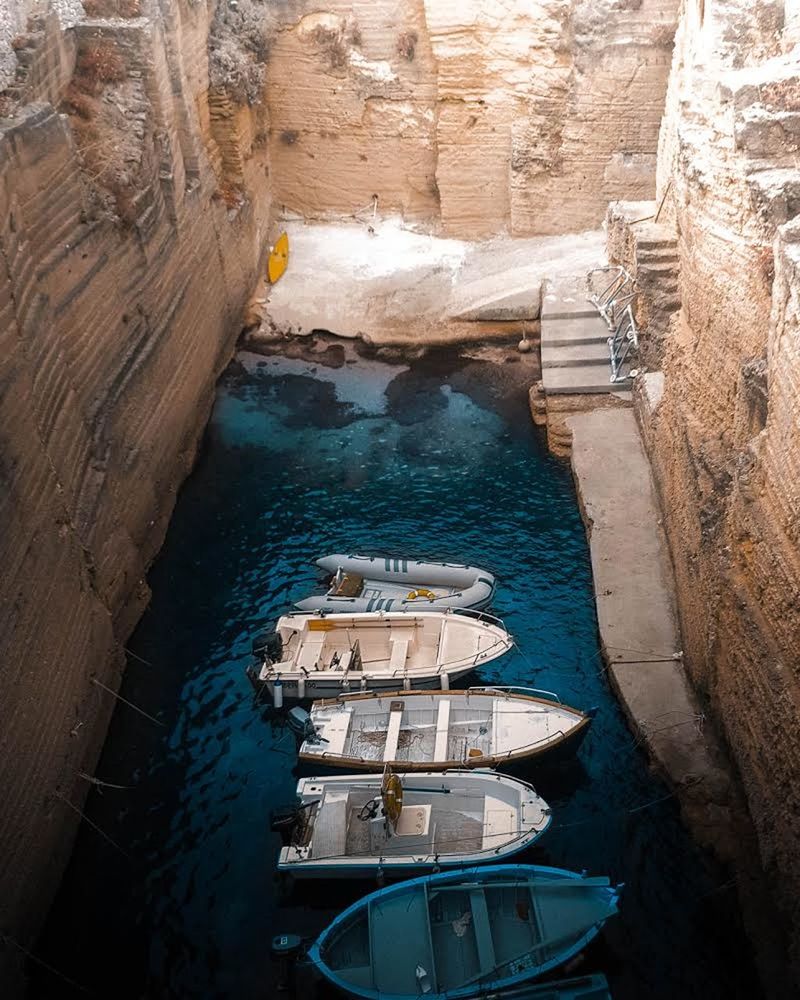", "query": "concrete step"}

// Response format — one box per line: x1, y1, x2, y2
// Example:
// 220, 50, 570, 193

638, 260, 679, 276
637, 248, 679, 264
635, 233, 677, 250
542, 340, 610, 368
541, 276, 595, 320
542, 363, 629, 395
541, 314, 609, 347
